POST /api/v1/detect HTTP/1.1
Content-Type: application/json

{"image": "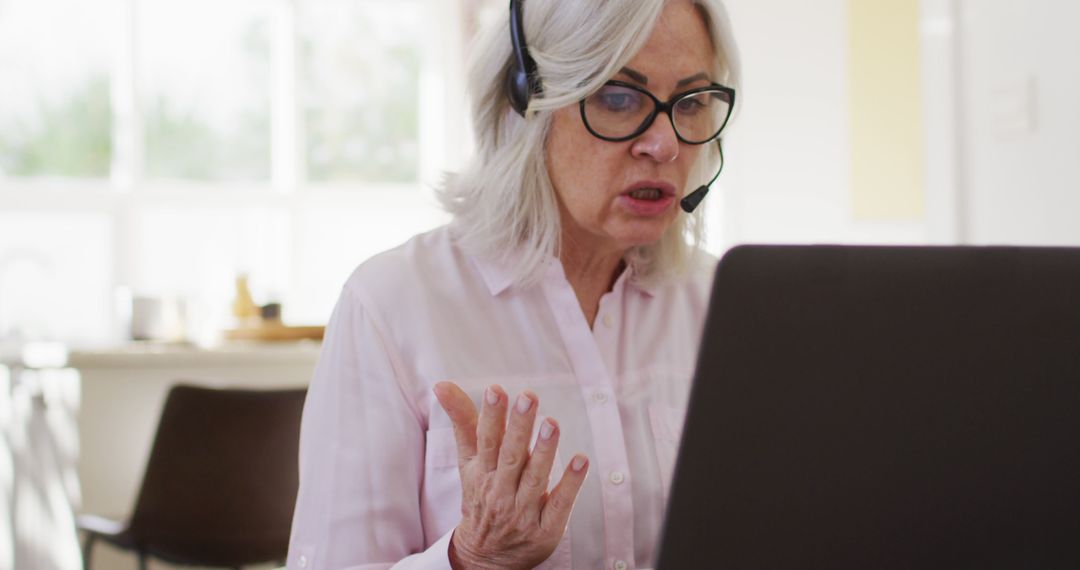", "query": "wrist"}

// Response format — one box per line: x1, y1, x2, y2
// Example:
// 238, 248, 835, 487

448, 528, 504, 570
448, 529, 466, 570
